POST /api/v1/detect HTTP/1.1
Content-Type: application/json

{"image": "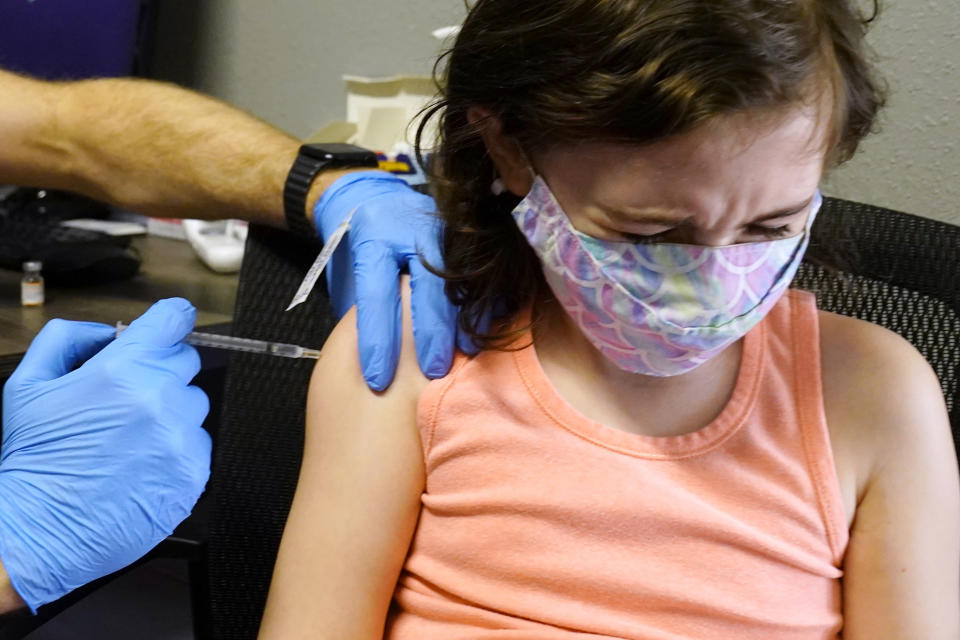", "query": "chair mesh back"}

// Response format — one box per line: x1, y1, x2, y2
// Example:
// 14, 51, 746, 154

207, 226, 334, 639
795, 267, 959, 416
206, 199, 959, 639
795, 197, 960, 450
